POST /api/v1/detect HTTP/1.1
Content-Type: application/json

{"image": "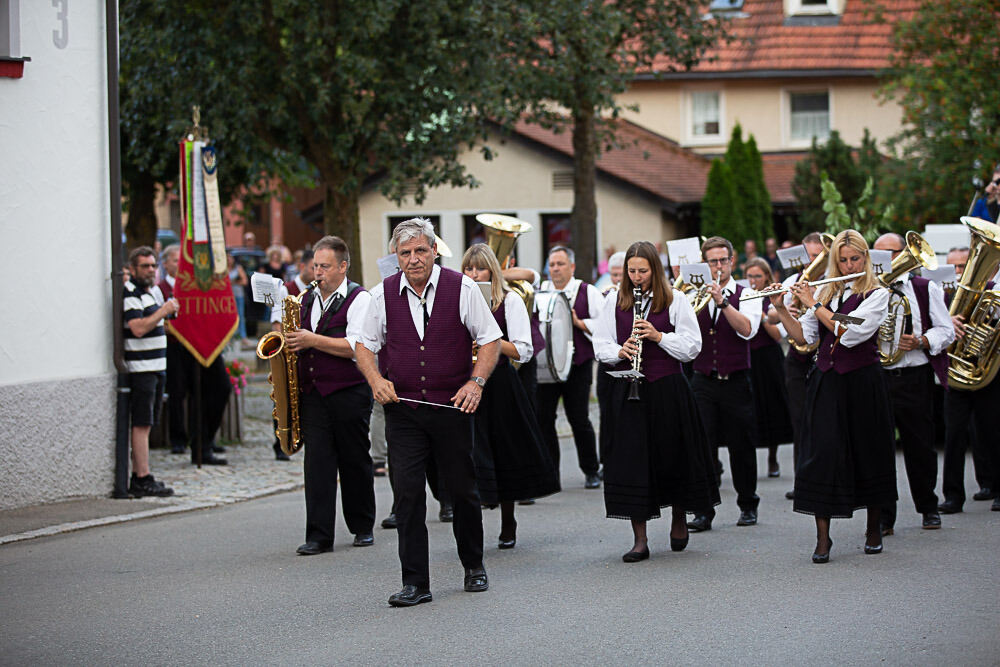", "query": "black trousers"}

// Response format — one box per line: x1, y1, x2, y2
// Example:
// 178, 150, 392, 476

536, 359, 600, 476
784, 353, 812, 468
882, 366, 939, 522
596, 362, 613, 465
385, 403, 483, 589
691, 371, 759, 511
300, 384, 375, 546
942, 379, 1000, 504
165, 341, 231, 457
